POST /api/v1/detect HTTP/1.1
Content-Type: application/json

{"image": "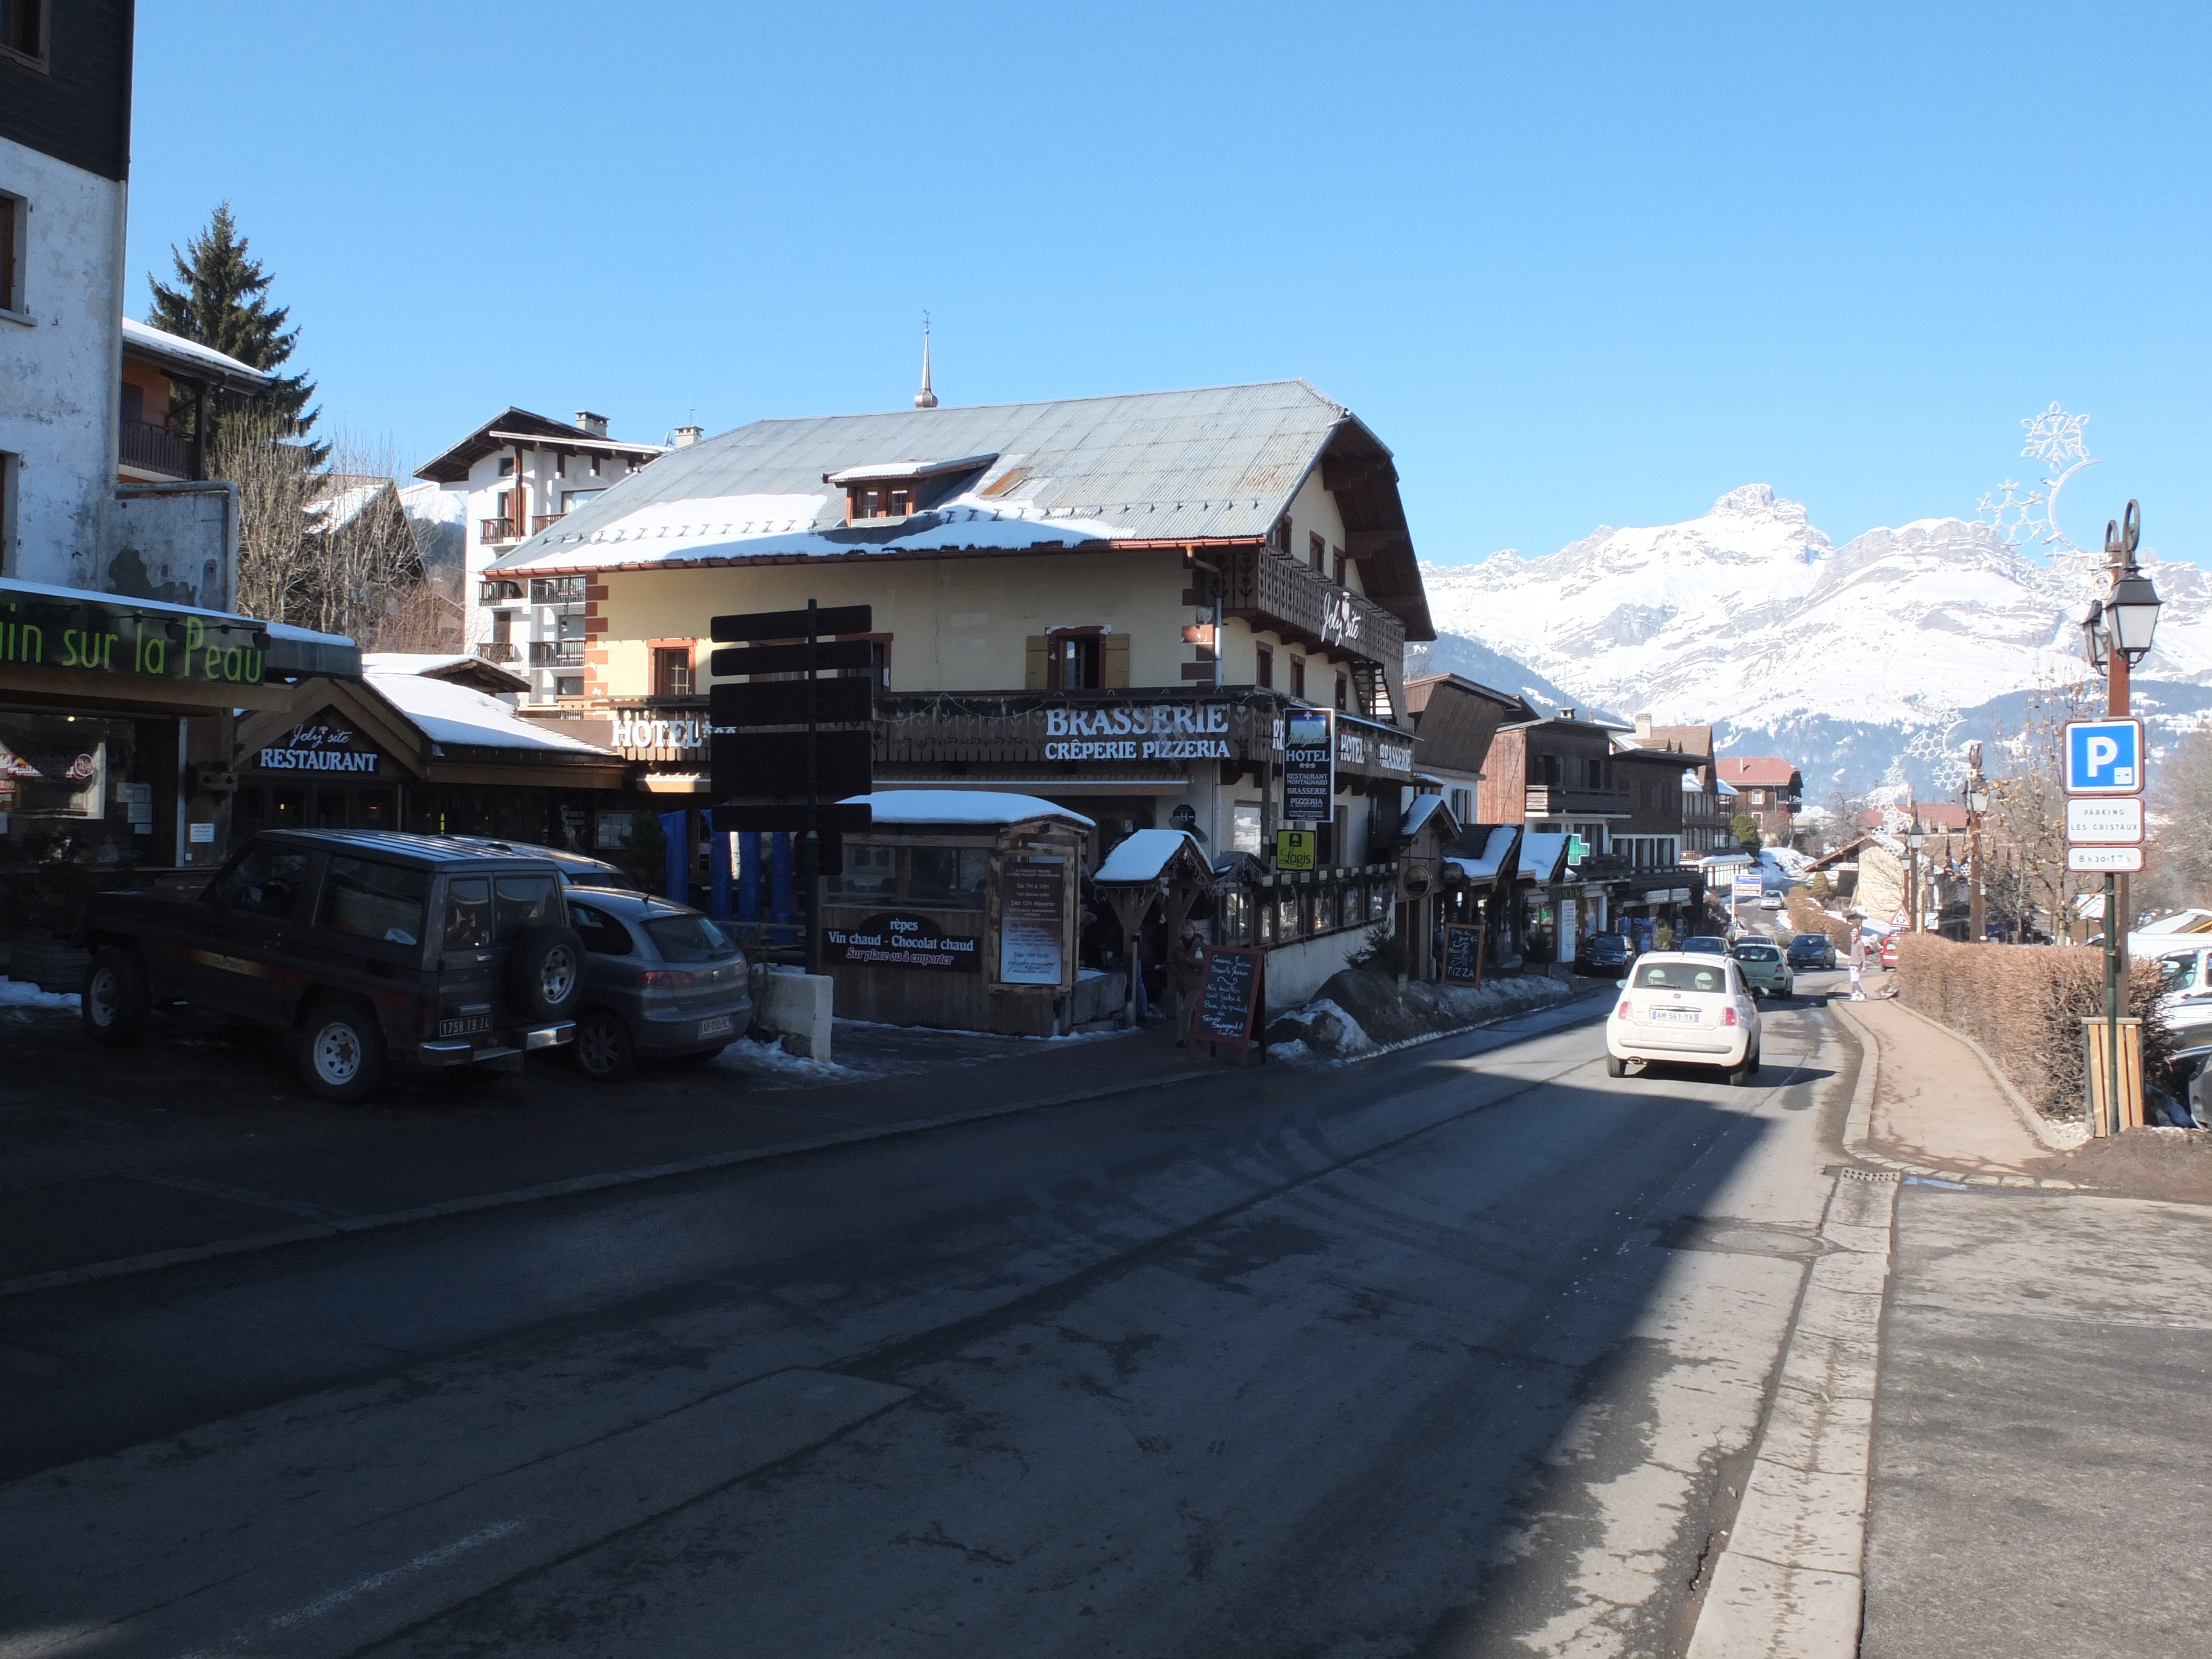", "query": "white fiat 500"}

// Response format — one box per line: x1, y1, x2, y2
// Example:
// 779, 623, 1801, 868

1605, 950, 1762, 1086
